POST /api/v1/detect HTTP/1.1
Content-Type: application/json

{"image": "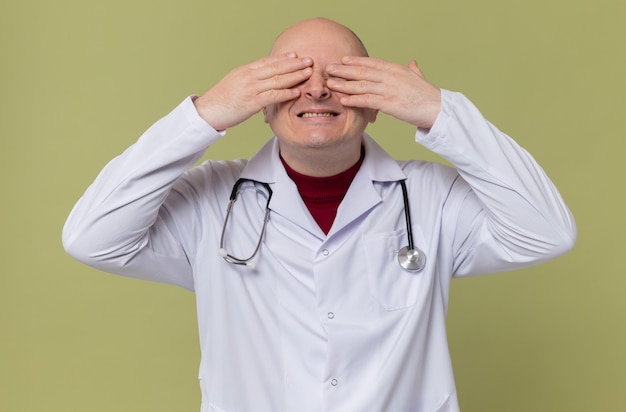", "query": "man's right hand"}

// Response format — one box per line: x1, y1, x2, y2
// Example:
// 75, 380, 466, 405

193, 53, 313, 131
